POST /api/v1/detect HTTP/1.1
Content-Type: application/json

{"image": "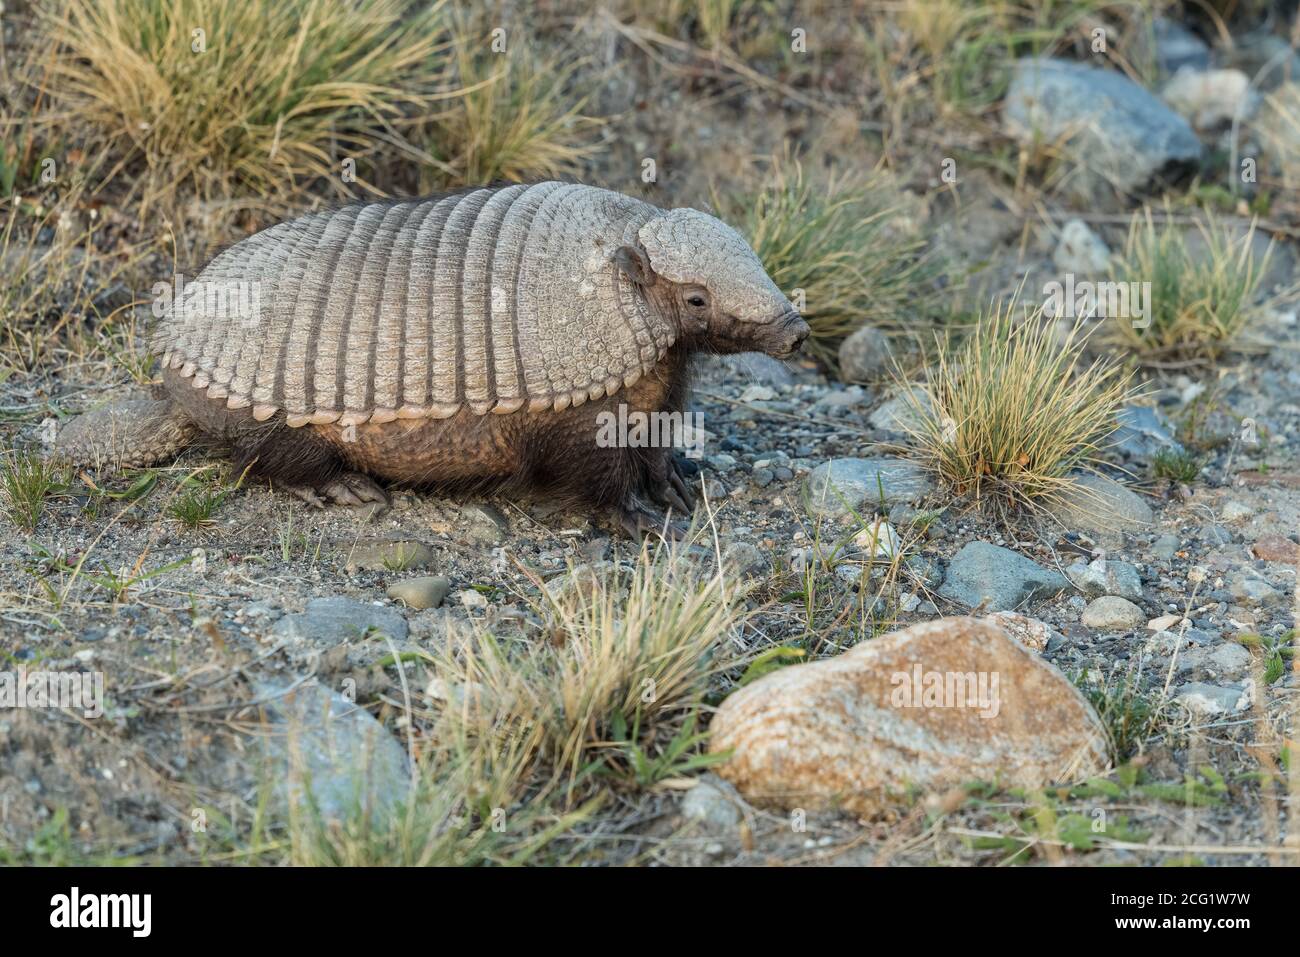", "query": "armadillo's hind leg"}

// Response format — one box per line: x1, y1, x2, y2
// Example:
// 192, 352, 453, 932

276, 472, 389, 509
222, 418, 389, 509
53, 399, 197, 471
